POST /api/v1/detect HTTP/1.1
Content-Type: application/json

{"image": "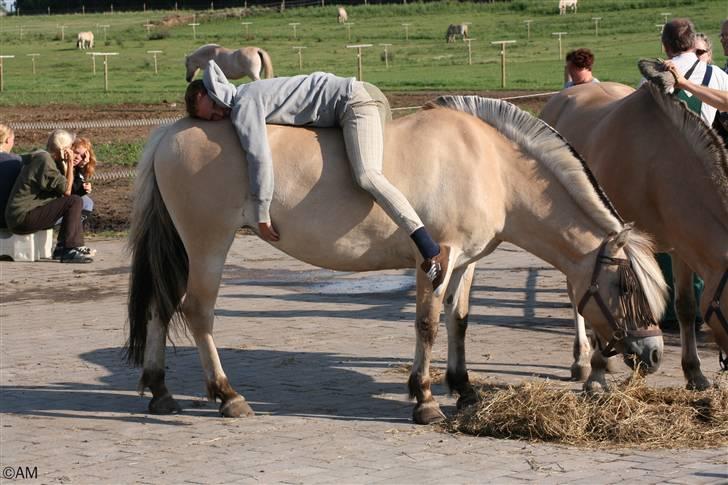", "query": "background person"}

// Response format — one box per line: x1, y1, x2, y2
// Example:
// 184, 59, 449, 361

0, 123, 22, 229
563, 48, 599, 88
4, 129, 94, 263
694, 32, 713, 64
